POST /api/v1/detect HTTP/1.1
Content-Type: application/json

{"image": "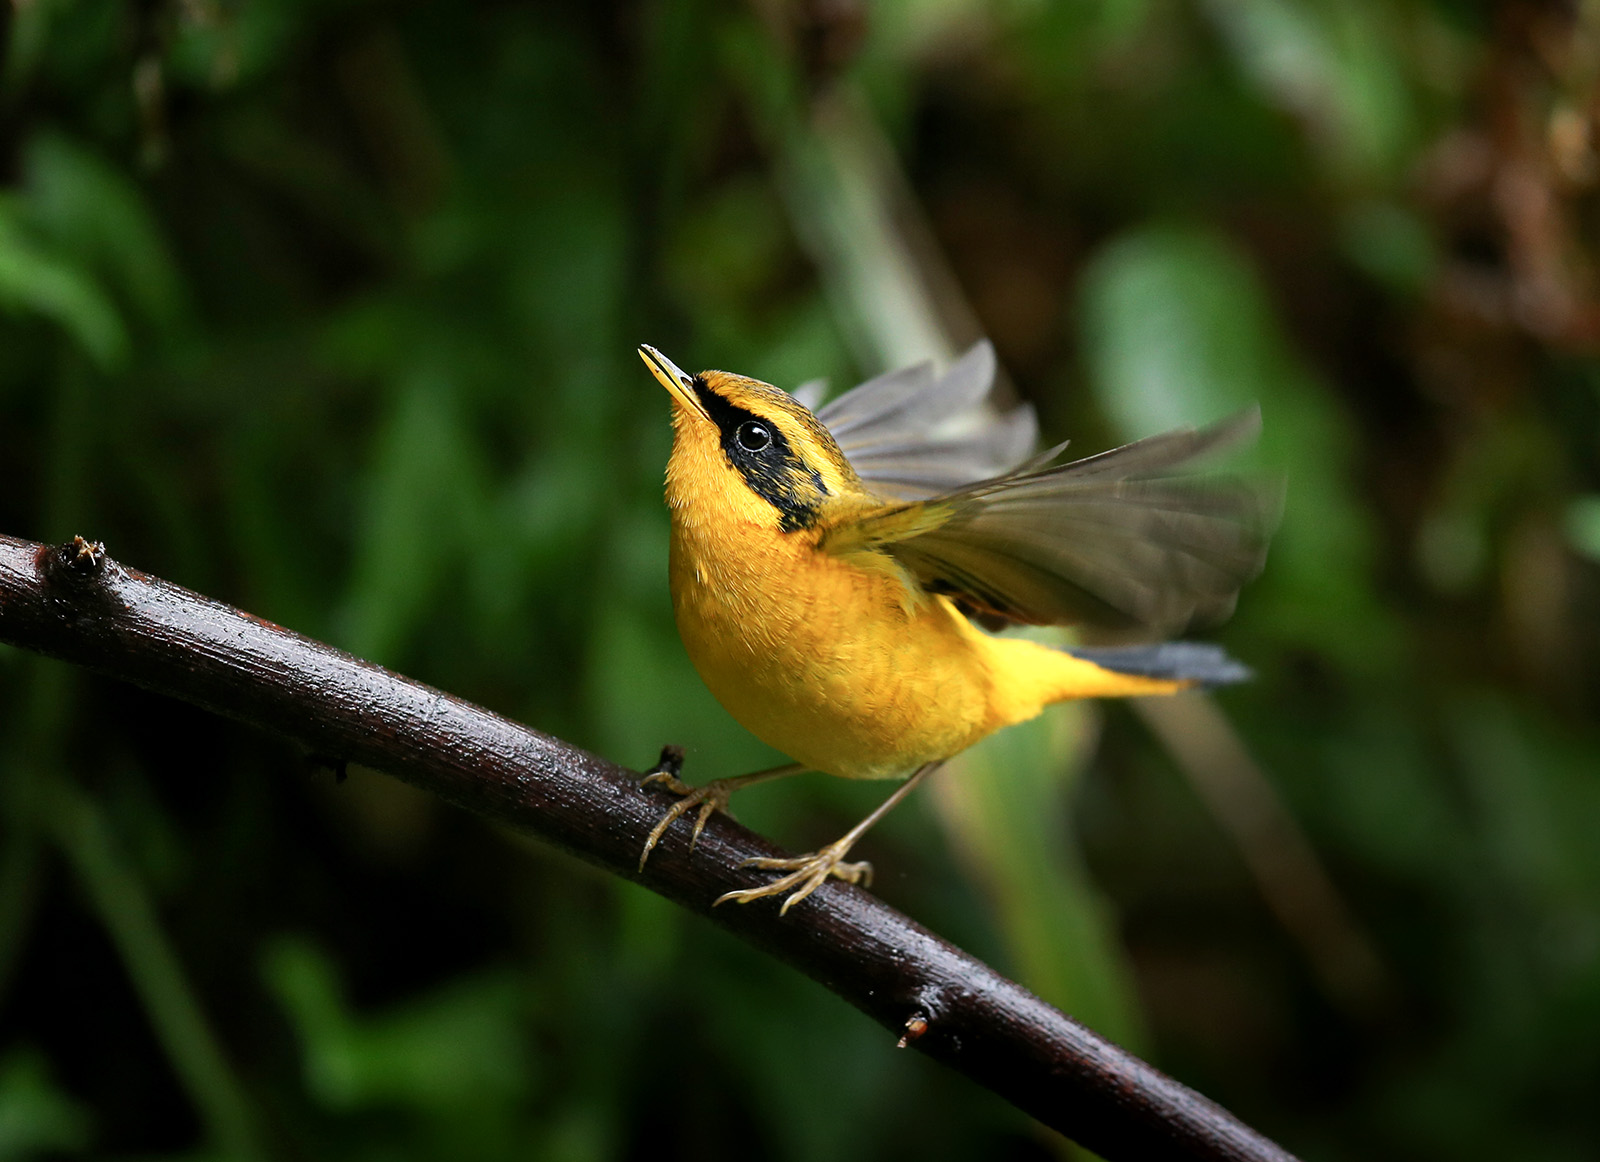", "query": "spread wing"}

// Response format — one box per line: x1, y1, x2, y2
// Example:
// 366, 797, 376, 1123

811, 341, 1038, 500
821, 408, 1278, 632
